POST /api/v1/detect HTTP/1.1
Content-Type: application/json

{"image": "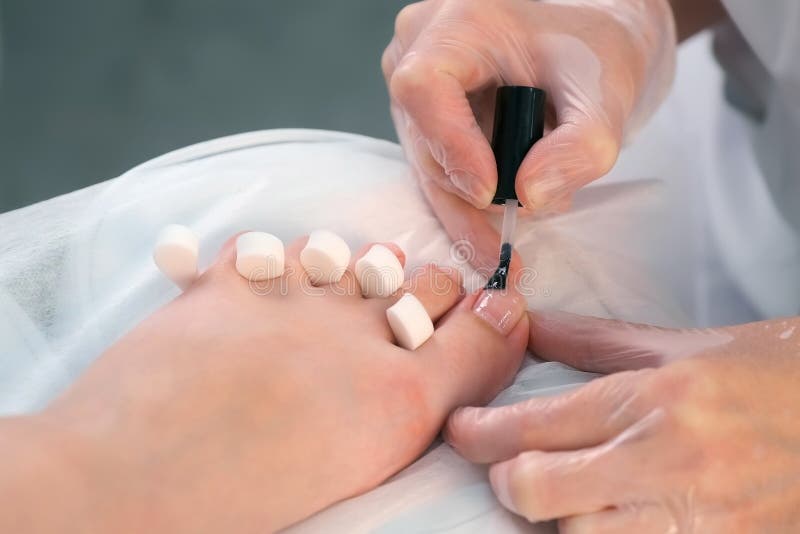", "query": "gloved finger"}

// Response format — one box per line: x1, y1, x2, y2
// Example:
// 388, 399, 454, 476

488, 445, 623, 522
444, 370, 646, 462
559, 504, 677, 534
486, 408, 665, 522
388, 46, 497, 207
380, 3, 430, 81
516, 119, 620, 210
381, 2, 433, 77
419, 288, 529, 414
381, 36, 407, 85
528, 310, 733, 372
399, 108, 467, 198
419, 177, 525, 278
420, 176, 498, 273
393, 94, 489, 211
